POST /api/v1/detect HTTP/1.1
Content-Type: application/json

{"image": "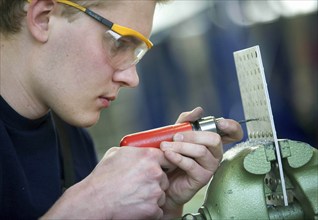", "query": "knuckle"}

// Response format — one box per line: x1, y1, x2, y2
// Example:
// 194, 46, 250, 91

107, 146, 119, 154
153, 187, 164, 199
179, 111, 189, 118
146, 166, 164, 180
186, 159, 197, 171
143, 148, 161, 159
103, 147, 119, 159
196, 145, 209, 157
